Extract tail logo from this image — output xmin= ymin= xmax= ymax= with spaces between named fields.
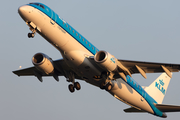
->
xmin=155 ymin=79 xmax=165 ymax=95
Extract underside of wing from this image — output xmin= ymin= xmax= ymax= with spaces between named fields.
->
xmin=119 ymin=59 xmax=180 ymax=77
xmin=13 ymin=59 xmax=82 ymax=81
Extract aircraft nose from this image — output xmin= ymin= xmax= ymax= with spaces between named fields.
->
xmin=18 ymin=6 xmax=27 ymax=16
xmin=18 ymin=5 xmax=32 ymax=21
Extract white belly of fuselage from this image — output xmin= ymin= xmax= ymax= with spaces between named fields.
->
xmin=111 ymin=79 xmax=154 ymax=114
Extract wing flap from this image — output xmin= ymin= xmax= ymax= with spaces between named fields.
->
xmin=155 ymin=104 xmax=180 ymax=112
xmin=119 ymin=59 xmax=180 ymax=74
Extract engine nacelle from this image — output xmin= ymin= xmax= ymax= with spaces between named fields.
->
xmin=32 ymin=53 xmax=54 ymax=75
xmin=94 ymin=51 xmax=117 ymax=72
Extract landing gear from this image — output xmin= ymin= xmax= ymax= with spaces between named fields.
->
xmin=100 ymin=81 xmax=113 ymax=91
xmin=99 ymin=72 xmax=113 ymax=91
xmin=74 ymin=82 xmax=81 ymax=90
xmin=28 ymin=33 xmax=35 ymax=38
xmin=27 ymin=22 xmax=37 ymax=38
xmin=68 ymin=82 xmax=81 ymax=93
xmin=68 ymin=84 xmax=75 ymax=93
xmin=100 ymin=82 xmax=105 ymax=89
xmin=67 ymin=71 xmax=81 ymax=93
xmin=105 ymin=82 xmax=112 ymax=91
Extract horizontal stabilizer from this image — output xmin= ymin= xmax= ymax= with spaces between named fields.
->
xmin=124 ymin=107 xmax=145 ymax=113
xmin=155 ymin=104 xmax=180 ymax=112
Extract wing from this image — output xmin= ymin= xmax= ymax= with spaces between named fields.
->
xmin=120 ymin=59 xmax=180 ymax=73
xmin=119 ymin=59 xmax=180 ymax=78
xmin=13 ymin=59 xmax=82 ymax=81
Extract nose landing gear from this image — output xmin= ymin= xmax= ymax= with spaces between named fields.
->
xmin=28 ymin=27 xmax=36 ymax=38
xmin=27 ymin=22 xmax=37 ymax=38
xmin=28 ymin=32 xmax=35 ymax=38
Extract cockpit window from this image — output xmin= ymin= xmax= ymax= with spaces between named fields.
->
xmin=40 ymin=4 xmax=45 ymax=9
xmin=30 ymin=3 xmax=39 ymax=6
xmin=29 ymin=3 xmax=45 ymax=9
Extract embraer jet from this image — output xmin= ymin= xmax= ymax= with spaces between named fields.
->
xmin=13 ymin=3 xmax=180 ymax=118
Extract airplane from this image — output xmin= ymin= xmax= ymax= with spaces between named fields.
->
xmin=13 ymin=2 xmax=180 ymax=118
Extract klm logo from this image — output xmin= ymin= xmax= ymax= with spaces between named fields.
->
xmin=110 ymin=57 xmax=115 ymax=63
xmin=155 ymin=79 xmax=165 ymax=95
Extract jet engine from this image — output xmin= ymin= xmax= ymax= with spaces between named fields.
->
xmin=32 ymin=53 xmax=54 ymax=75
xmin=94 ymin=51 xmax=118 ymax=72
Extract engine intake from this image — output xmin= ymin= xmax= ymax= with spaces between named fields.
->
xmin=94 ymin=51 xmax=117 ymax=72
xmin=94 ymin=51 xmax=107 ymax=62
xmin=32 ymin=53 xmax=54 ymax=75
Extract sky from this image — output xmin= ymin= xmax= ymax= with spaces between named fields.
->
xmin=1 ymin=0 xmax=180 ymax=120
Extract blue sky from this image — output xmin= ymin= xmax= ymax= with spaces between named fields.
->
xmin=1 ymin=0 xmax=180 ymax=119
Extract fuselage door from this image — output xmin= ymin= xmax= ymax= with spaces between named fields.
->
xmin=141 ymin=90 xmax=146 ymax=102
xmin=50 ymin=9 xmax=56 ymax=25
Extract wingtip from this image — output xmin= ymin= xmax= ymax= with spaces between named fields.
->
xmin=12 ymin=70 xmax=19 ymax=76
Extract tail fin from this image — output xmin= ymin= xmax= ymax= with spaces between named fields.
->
xmin=144 ymin=72 xmax=172 ymax=104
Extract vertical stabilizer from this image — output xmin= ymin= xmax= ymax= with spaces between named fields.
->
xmin=145 ymin=73 xmax=172 ymax=104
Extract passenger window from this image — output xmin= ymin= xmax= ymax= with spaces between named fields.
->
xmin=66 ymin=24 xmax=68 ymax=28
xmin=73 ymin=30 xmax=74 ymax=33
xmin=86 ymin=41 xmax=87 ymax=44
xmin=69 ymin=27 xmax=71 ymax=30
xmin=92 ymin=47 xmax=94 ymax=50
xmin=82 ymin=38 xmax=84 ymax=41
xmin=76 ymin=33 xmax=78 ymax=36
xmin=89 ymin=44 xmax=91 ymax=47
xmin=79 ymin=36 xmax=81 ymax=39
